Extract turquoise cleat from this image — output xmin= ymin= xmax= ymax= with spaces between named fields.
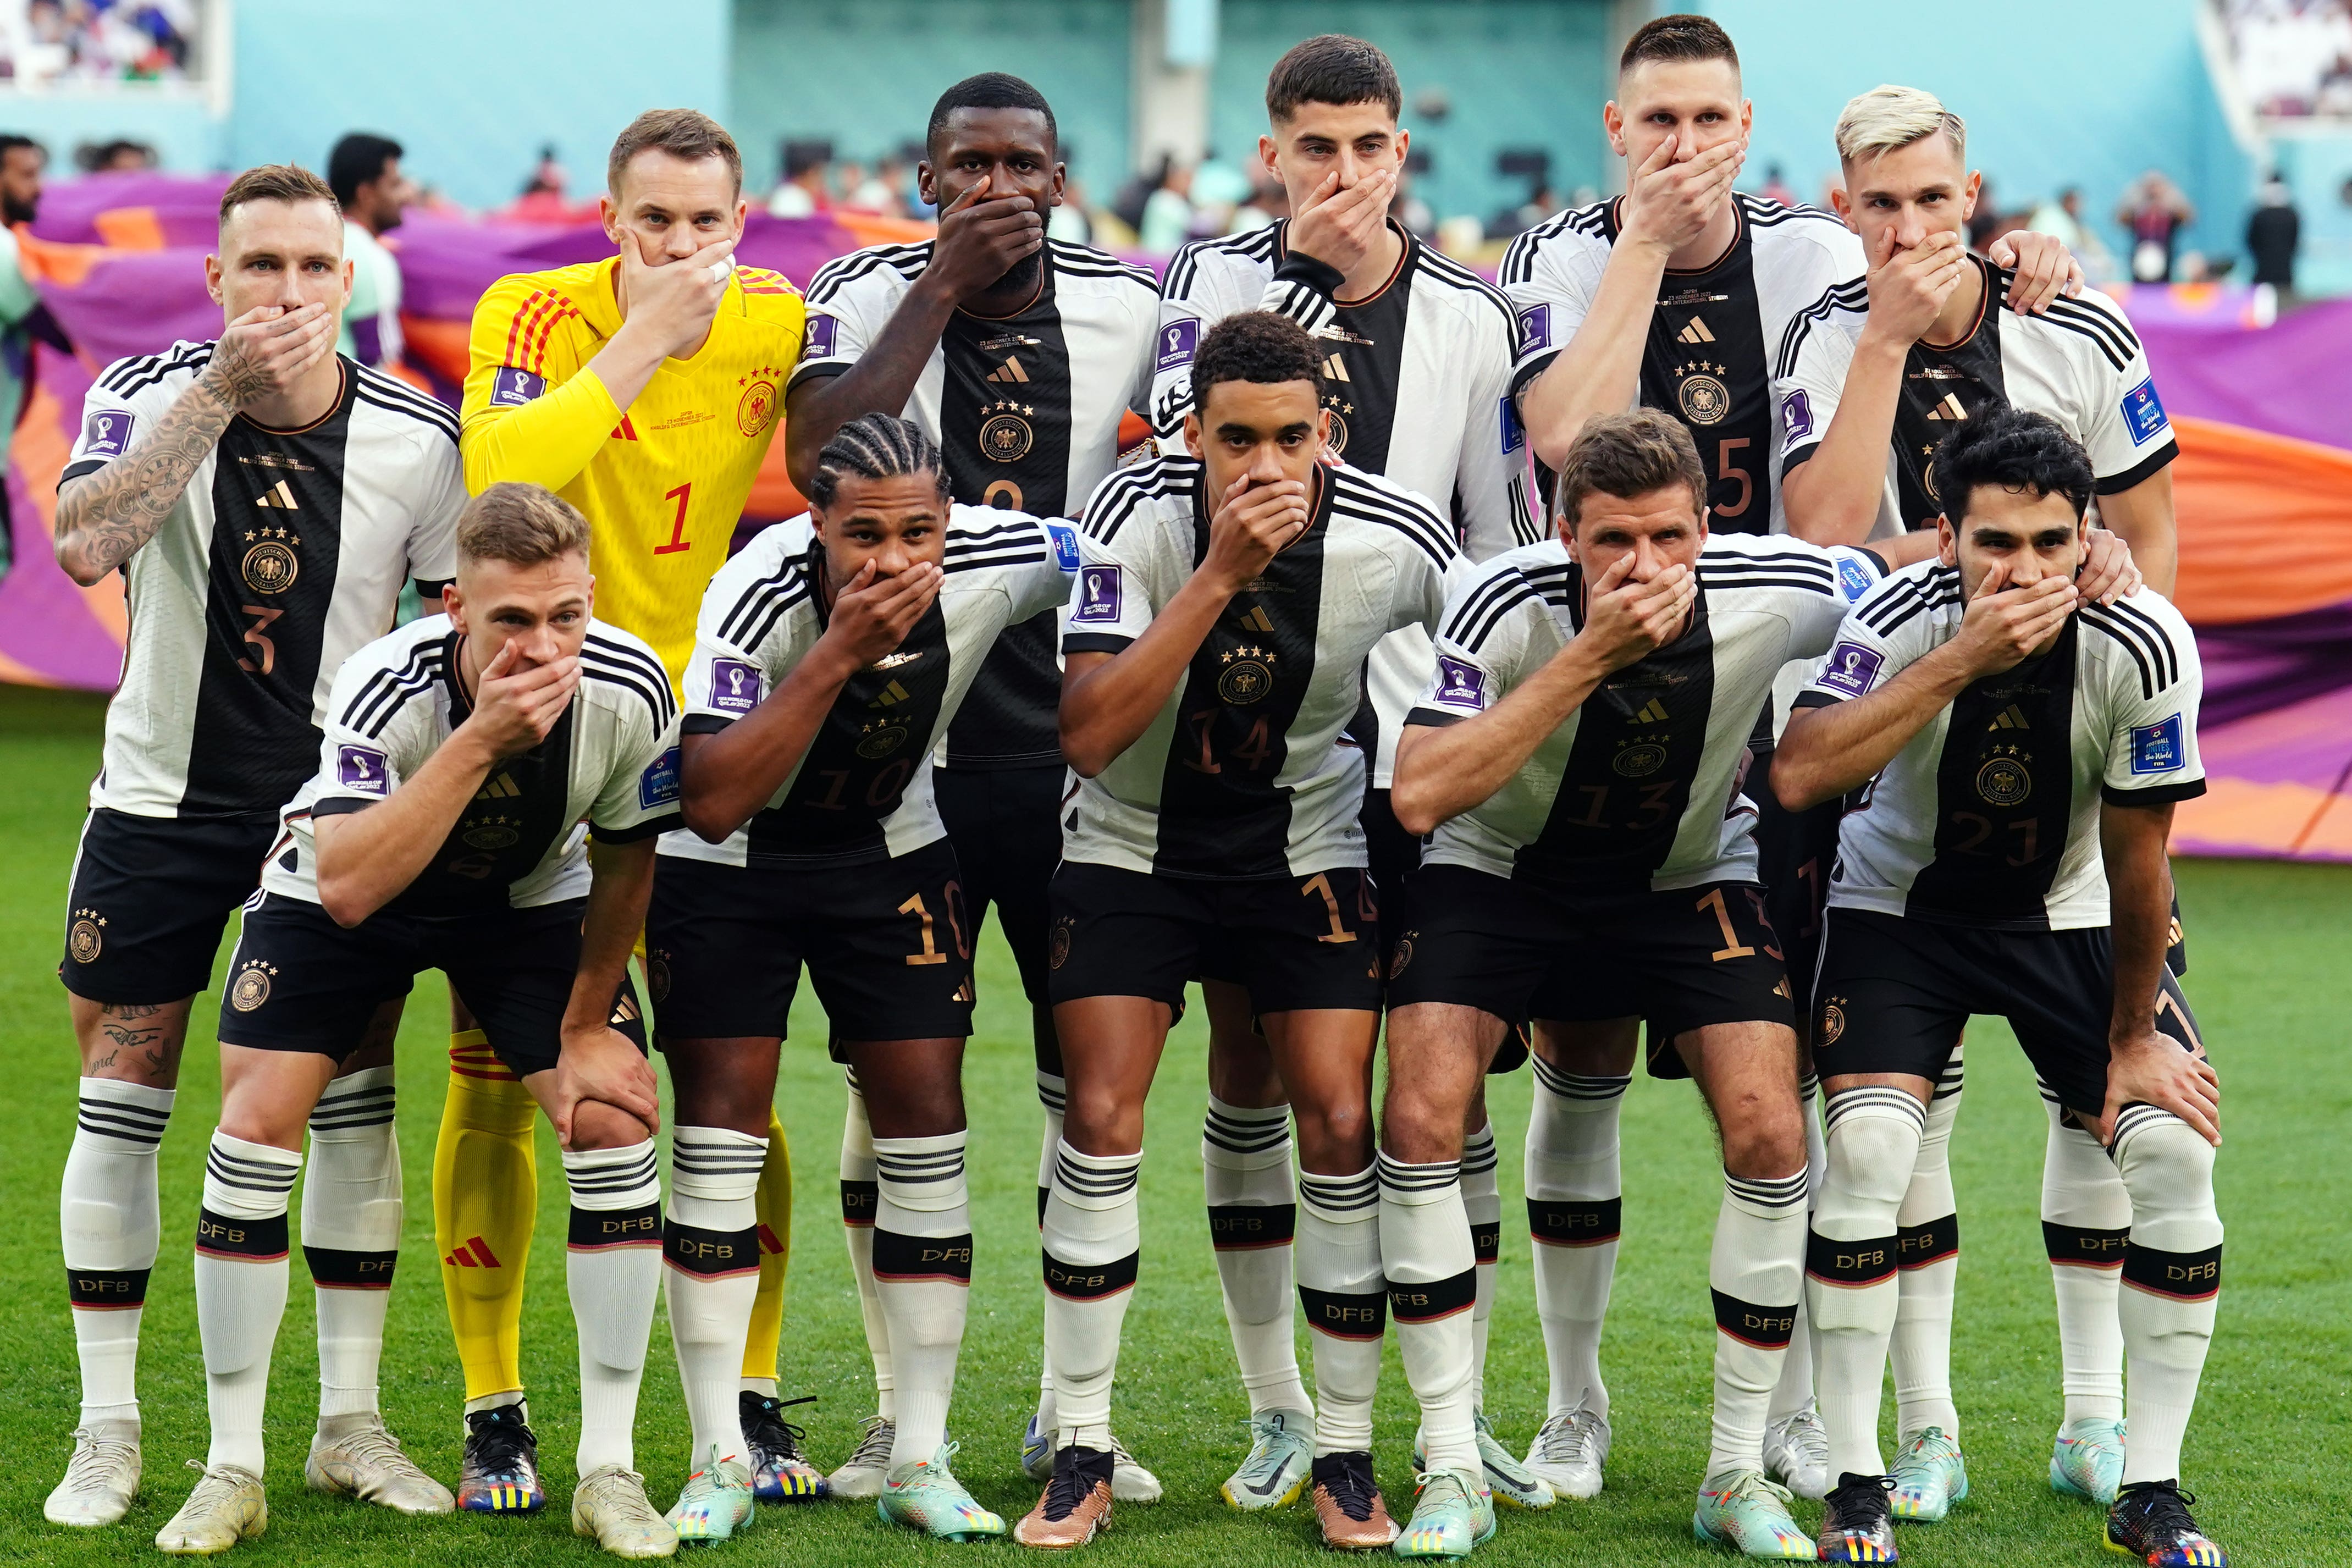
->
xmin=666 ymin=1450 xmax=754 ymax=1545
xmin=1693 ymin=1470 xmax=1818 ymax=1559
xmin=1393 ymin=1468 xmax=1496 ymax=1560
xmin=1887 ymin=1428 xmax=1968 ymax=1522
xmin=877 ymin=1443 xmax=1004 ymax=1542
xmin=2052 ymin=1417 xmax=2127 ymax=1506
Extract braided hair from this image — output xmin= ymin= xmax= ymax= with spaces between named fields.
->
xmin=805 ymin=412 xmax=950 ymax=511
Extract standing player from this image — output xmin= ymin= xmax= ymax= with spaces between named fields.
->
xmin=1380 ymin=411 xmax=1908 ymax=1559
xmin=1497 ymin=15 xmax=2079 ymax=1499
xmin=1774 ymin=410 xmax=2225 ymax=1568
xmin=327 ymin=133 xmax=411 ymax=371
xmin=155 ymin=486 xmax=686 ymax=1558
xmin=649 ymin=415 xmax=1078 ymax=1543
xmin=1773 ymin=85 xmax=2180 ymax=1519
xmin=1149 ymin=34 xmax=1536 ymax=1511
xmin=780 ymin=73 xmax=1162 ymax=1502
xmin=1018 ymin=313 xmax=1459 ymax=1552
xmin=453 ymin=108 xmax=813 ymax=1512
xmin=44 ymin=164 xmax=462 ymax=1530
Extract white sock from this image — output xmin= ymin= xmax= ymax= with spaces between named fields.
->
xmin=664 ymin=1126 xmax=766 ymax=1467
xmin=1769 ymin=1071 xmax=1825 ymax=1425
xmin=2112 ymin=1107 xmax=2222 ymax=1484
xmin=840 ymin=1074 xmax=893 ymax=1422
xmin=1709 ymin=1163 xmax=1811 ymax=1482
xmin=63 ymin=1078 xmax=173 ymax=1428
xmin=1205 ymin=1096 xmax=1311 ymax=1418
xmin=1295 ymin=1164 xmax=1381 ymax=1455
xmin=196 ymin=1130 xmax=301 ymax=1475
xmin=301 ymin=1067 xmax=400 ymax=1422
xmin=2040 ymin=1084 xmax=2130 ymax=1425
xmin=1040 ymin=1141 xmax=1140 ymax=1451
xmin=1034 ymin=1071 xmax=1064 ymax=1434
xmin=1892 ymin=1057 xmax=1962 ymax=1442
xmin=564 ymin=1141 xmax=661 ymax=1473
xmin=873 ymin=1131 xmax=973 ymax=1469
xmin=1379 ymin=1152 xmax=1478 ymax=1475
xmin=1461 ymin=1120 xmax=1501 ymax=1414
xmin=1806 ymin=1090 xmax=1923 ymax=1481
xmin=1525 ymin=1060 xmax=1624 ymax=1419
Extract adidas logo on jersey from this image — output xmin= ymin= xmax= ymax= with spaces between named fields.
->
xmin=255 ymin=479 xmax=299 ymax=510
xmin=869 ymin=679 xmax=913 ymax=708
xmin=475 ymin=771 xmax=521 ymax=800
xmin=1989 ymin=704 xmax=2030 ymax=730
xmin=1323 ymin=354 xmax=1350 ymax=382
xmin=1239 ymin=605 xmax=1275 ymax=633
xmin=1676 ymin=318 xmax=1715 ymax=344
xmin=444 ymin=1235 xmax=504 ymax=1269
xmin=985 ymin=356 xmax=1030 ymax=383
xmin=1925 ymin=393 xmax=1969 ymax=422
xmin=1633 ymin=698 xmax=1669 ymax=724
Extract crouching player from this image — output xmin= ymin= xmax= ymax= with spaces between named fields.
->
xmin=1773 ymin=408 xmax=2224 ymax=1567
xmin=158 ymin=484 xmax=686 ymax=1560
xmin=648 ymin=413 xmax=1078 ymax=1543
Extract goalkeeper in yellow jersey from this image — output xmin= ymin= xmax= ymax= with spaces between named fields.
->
xmin=446 ymin=108 xmax=815 ymax=1522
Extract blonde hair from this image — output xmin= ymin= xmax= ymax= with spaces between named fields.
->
xmin=219 ymin=163 xmax=339 ymax=225
xmin=608 ymin=108 xmax=742 ymax=198
xmin=457 ymin=483 xmax=591 ymax=568
xmin=1834 ymin=85 xmax=1966 ymax=166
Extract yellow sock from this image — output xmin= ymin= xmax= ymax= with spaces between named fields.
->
xmin=741 ymin=1103 xmax=792 ymax=1387
xmin=434 ymin=1030 xmax=539 ymax=1404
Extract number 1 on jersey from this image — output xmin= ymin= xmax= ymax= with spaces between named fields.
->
xmin=655 ymin=483 xmax=692 ymax=555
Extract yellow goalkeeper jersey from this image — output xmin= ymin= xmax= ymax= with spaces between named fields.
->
xmin=459 ymin=256 xmax=805 ymax=687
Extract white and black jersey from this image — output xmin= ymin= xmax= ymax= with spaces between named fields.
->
xmin=662 ymin=505 xmax=1079 ymax=870
xmin=1411 ymin=534 xmax=1885 ymax=890
xmin=63 ymin=347 xmax=464 ymax=820
xmin=1798 ymin=565 xmax=2205 ymax=929
xmin=790 ymin=240 xmax=1158 ymax=769
xmin=261 ymin=614 xmax=681 ymax=911
xmin=1061 ymin=455 xmax=1460 ymax=880
xmin=1775 ymin=257 xmax=2179 ymax=529
xmin=1503 ymin=194 xmax=1867 ymax=535
xmin=1153 ymin=219 xmax=1534 ymax=786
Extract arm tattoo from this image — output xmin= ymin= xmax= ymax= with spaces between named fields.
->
xmin=54 ymin=374 xmax=236 ymax=578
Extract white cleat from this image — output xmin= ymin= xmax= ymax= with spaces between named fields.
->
xmin=1762 ymin=1403 xmax=1831 ymax=1503
xmin=305 ymin=1413 xmax=455 ymax=1515
xmin=1109 ymin=1432 xmax=1162 ymax=1505
xmin=573 ymin=1465 xmax=679 ymax=1558
xmin=825 ymin=1416 xmax=895 ymax=1502
xmin=45 ymin=1421 xmax=141 ymax=1527
xmin=1523 ymin=1404 xmax=1611 ymax=1500
xmin=156 ymin=1461 xmax=267 ymax=1555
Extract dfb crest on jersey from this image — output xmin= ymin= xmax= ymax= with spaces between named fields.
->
xmin=1675 ymin=360 xmax=1730 ymax=426
xmin=1975 ymin=748 xmax=2033 ymax=806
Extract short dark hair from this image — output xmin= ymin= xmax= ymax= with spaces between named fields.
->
xmin=327 ymin=134 xmax=402 ymax=209
xmin=807 ymin=413 xmax=949 ymax=512
xmin=1266 ymin=34 xmax=1400 ymax=123
xmin=0 ymin=134 xmax=43 ymax=163
xmin=607 ymin=109 xmax=742 ymax=198
xmin=219 ymin=164 xmax=339 ymax=225
xmin=1934 ymin=407 xmax=2095 ymax=526
xmin=1553 ymin=410 xmax=1709 ymax=531
xmin=1619 ymin=13 xmax=1739 ymax=76
xmin=1189 ymin=312 xmax=1322 ymax=413
xmin=926 ymin=73 xmax=1057 ymax=159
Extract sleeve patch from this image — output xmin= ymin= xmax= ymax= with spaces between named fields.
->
xmin=1433 ymin=655 xmax=1488 ymax=709
xmin=638 ymin=746 xmax=682 ymax=807
xmin=1836 ymin=554 xmax=1875 ymax=602
xmin=2122 ymin=378 xmax=2166 ymax=445
xmin=1073 ymin=564 xmax=1123 ymax=622
xmin=1155 ymin=317 xmax=1198 ymax=372
xmin=1817 ymin=642 xmax=1885 ymax=698
xmin=336 ymin=744 xmax=389 ymax=794
xmin=489 ymin=366 xmax=546 ymax=407
xmin=2129 ymin=714 xmax=2185 ymax=775
xmin=1516 ymin=303 xmax=1552 ymax=352
xmin=1500 ymin=396 xmax=1525 ymax=455
xmin=801 ymin=313 xmax=839 ymax=359
xmin=1781 ymin=388 xmax=1814 ymax=441
xmin=709 ymin=659 xmax=763 ymax=713
xmin=81 ymin=408 xmax=135 ymax=459
xmin=1045 ymin=521 xmax=1082 ymax=572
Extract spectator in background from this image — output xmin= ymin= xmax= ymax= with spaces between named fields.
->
xmin=1137 ymin=159 xmax=1193 ymax=252
xmin=74 ymin=137 xmax=156 ymax=173
xmin=1966 ymin=173 xmax=2003 ymax=251
xmin=1048 ymin=176 xmax=1094 ymax=242
xmin=1230 ymin=170 xmax=1288 ymax=234
xmin=1108 ymin=154 xmax=1167 ymax=235
xmin=2120 ymin=170 xmax=2195 ymax=281
xmin=2029 ymin=185 xmax=2115 ymax=280
xmin=766 ymin=139 xmax=833 ymax=217
xmin=0 ymin=132 xmax=47 ymax=582
xmin=1759 ymin=161 xmax=1797 ymax=207
xmin=522 ymin=143 xmax=565 ymax=196
xmin=328 ymin=132 xmax=413 ymax=370
xmin=842 ymin=156 xmax=907 ymax=217
xmin=2248 ymin=170 xmax=2300 ymax=319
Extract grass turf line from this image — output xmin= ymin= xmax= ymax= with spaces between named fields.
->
xmin=0 ymin=684 xmax=2340 ymax=1564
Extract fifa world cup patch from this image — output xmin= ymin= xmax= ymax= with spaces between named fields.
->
xmin=639 ymin=746 xmax=681 ymax=808
xmin=1517 ymin=302 xmax=1552 ymax=352
xmin=2121 ymin=378 xmax=2167 ymax=445
xmin=489 ymin=366 xmax=546 ymax=407
xmin=1781 ymin=387 xmax=1814 ymax=442
xmin=1817 ymin=642 xmax=1884 ymax=698
xmin=82 ymin=408 xmax=136 ymax=459
xmin=1073 ymin=565 xmax=1123 ymax=622
xmin=1045 ymin=521 xmax=1082 ymax=572
xmin=2129 ymin=714 xmax=2185 ymax=774
xmin=1433 ymin=654 xmax=1487 ymax=709
xmin=709 ymin=659 xmax=762 ymax=713
xmin=800 ymin=313 xmax=839 ymax=360
xmin=337 ymin=744 xmax=390 ymax=794
xmin=1155 ymin=317 xmax=1198 ymax=372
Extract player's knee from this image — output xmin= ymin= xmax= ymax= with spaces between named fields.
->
xmin=2111 ymin=1109 xmax=2218 ymax=1226
xmin=1060 ymin=1083 xmax=1142 ymax=1155
xmin=1291 ymin=1094 xmax=1372 ymax=1170
xmin=1820 ymin=1095 xmax=1925 ymax=1212
xmin=1715 ymin=1084 xmax=1808 ymax=1181
xmin=568 ymin=1098 xmax=655 ymax=1151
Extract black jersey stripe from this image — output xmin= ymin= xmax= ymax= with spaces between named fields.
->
xmin=1863 ymin=582 xmax=1965 ymax=638
xmin=943 ymin=545 xmax=1049 ymax=576
xmin=581 ymin=653 xmax=673 ymax=728
xmin=943 ymin=517 xmax=1048 ymax=553
xmin=1742 ymin=195 xmax=1847 ymax=230
xmin=1446 ymin=571 xmax=1541 ymax=653
xmin=1499 ymin=202 xmax=1608 ymax=286
xmin=355 ymin=363 xmax=460 ymax=424
xmin=2081 ymin=601 xmax=2180 ymax=698
xmin=1048 ymin=241 xmax=1158 ymax=290
xmin=352 ymin=381 xmax=460 ymax=443
xmin=1330 ymin=477 xmax=1454 ymax=568
xmin=1416 ymin=247 xmax=1519 ymax=330
xmin=1700 ymin=572 xmax=1844 ymax=597
xmin=716 ymin=552 xmax=811 ymax=649
xmin=1775 ymin=277 xmax=1869 ymax=380
xmin=583 ymin=633 xmax=676 ymax=723
xmin=1164 ymin=226 xmax=1281 ymax=297
xmin=100 ymin=344 xmax=214 ymax=399
xmin=2100 ymin=599 xmax=2179 ymax=687
xmin=804 ymin=245 xmax=931 ymax=306
xmin=2038 ymin=302 xmax=2138 ymax=371
xmin=345 ymin=645 xmax=447 ymax=739
xmin=1083 ymin=462 xmax=1194 ymax=544
xmin=2080 ymin=608 xmax=2157 ymax=698
xmin=2046 ymin=293 xmax=2143 ymax=356
xmin=1704 ymin=547 xmax=1842 ymax=572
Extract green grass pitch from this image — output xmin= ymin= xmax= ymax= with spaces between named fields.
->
xmin=0 ymin=682 xmax=2342 ymax=1565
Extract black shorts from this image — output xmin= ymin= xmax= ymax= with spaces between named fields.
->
xmin=647 ymin=838 xmax=975 ymax=1045
xmin=1047 ymin=860 xmax=1383 ymax=1014
xmin=62 ymin=808 xmax=277 ymax=1004
xmin=218 ymin=892 xmax=644 ymax=1076
xmin=1750 ymin=761 xmax=1844 ymax=1022
xmin=1390 ymin=865 xmax=1795 ymax=1074
xmin=1810 ymin=908 xmax=2205 ymax=1121
xmin=933 ymin=763 xmax=1065 ymax=1007
xmin=1361 ymin=788 xmax=1423 ymax=978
